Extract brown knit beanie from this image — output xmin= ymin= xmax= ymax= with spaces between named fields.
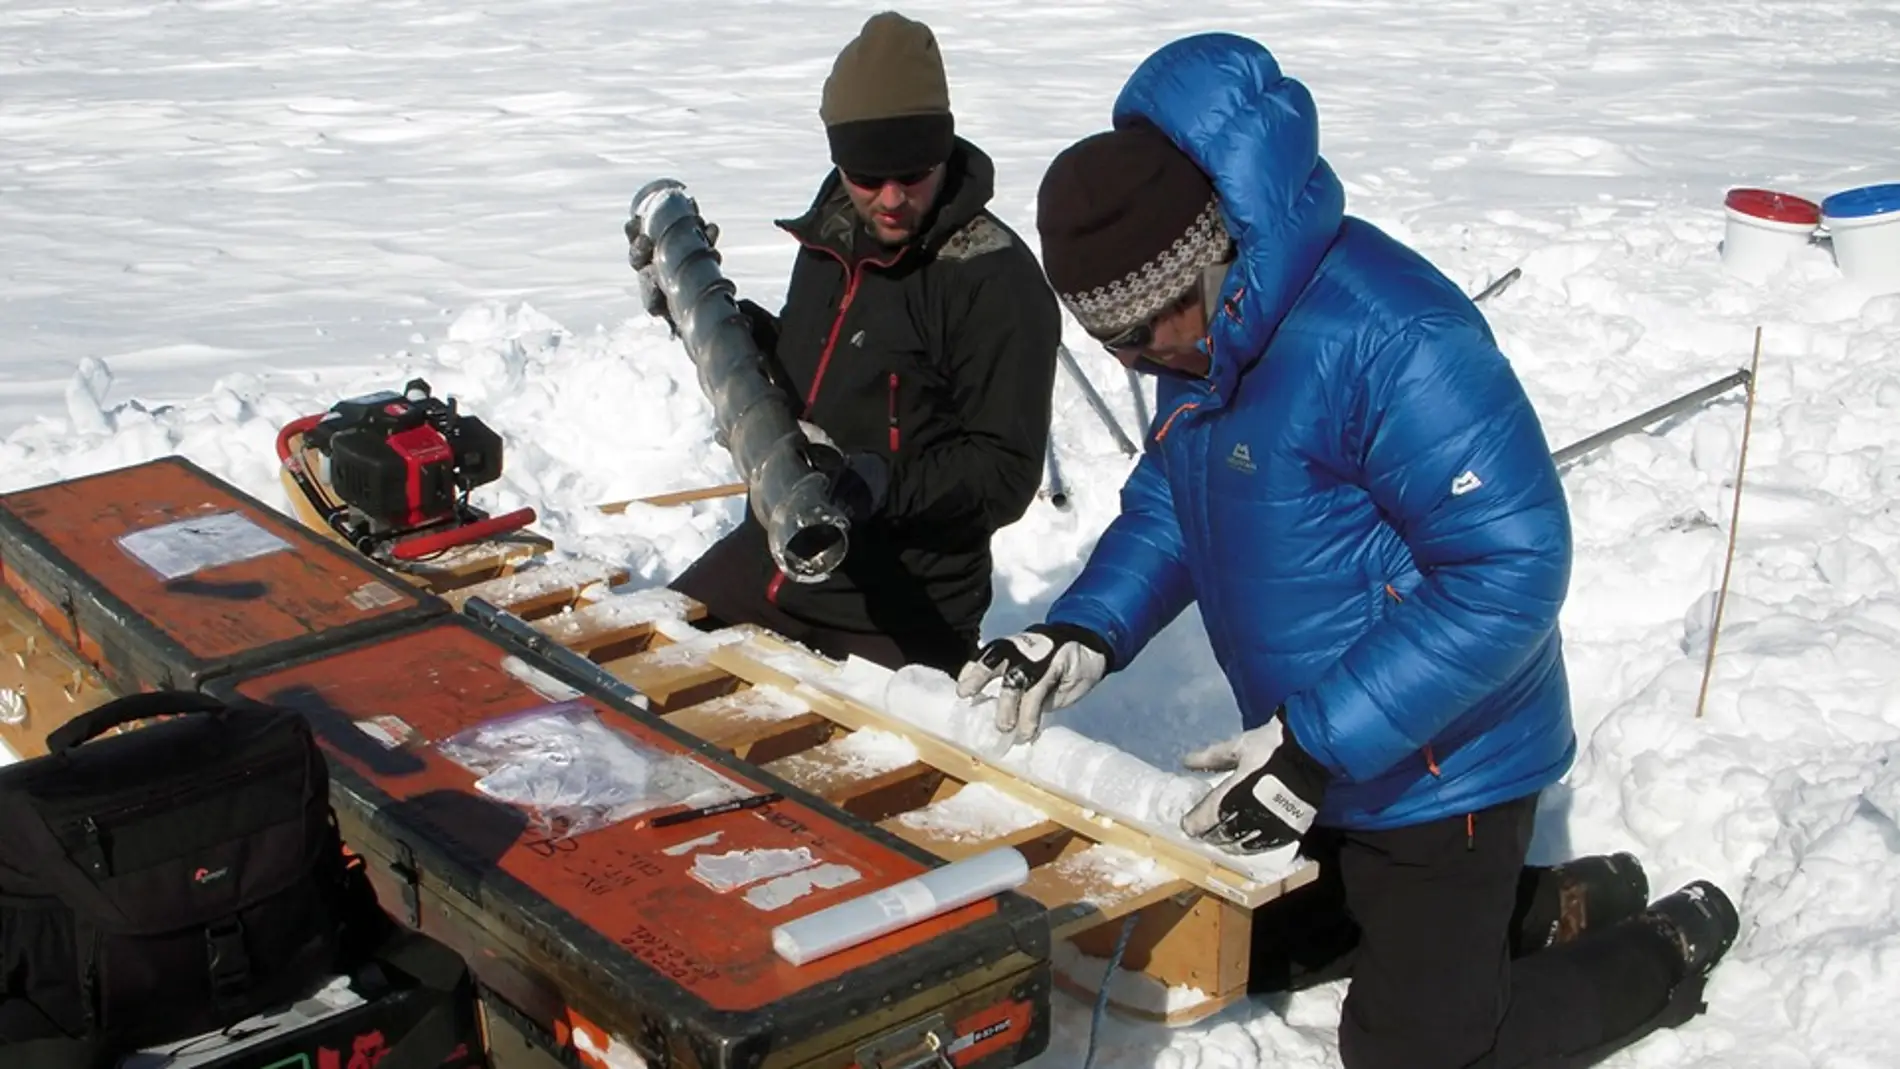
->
xmin=820 ymin=12 xmax=956 ymax=179
xmin=1036 ymin=123 xmax=1234 ymax=338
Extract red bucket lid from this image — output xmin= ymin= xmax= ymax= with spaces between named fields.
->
xmin=1725 ymin=188 xmax=1821 ymax=225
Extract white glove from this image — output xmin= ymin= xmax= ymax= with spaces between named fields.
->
xmin=1179 ymin=708 xmax=1331 ymax=855
xmin=955 ymin=624 xmax=1110 ymax=745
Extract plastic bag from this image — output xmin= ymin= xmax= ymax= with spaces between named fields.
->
xmin=437 ymin=701 xmax=744 ymax=840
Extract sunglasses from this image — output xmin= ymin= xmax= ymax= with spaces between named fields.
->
xmin=841 ymin=167 xmax=938 ymax=190
xmin=1101 ymin=282 xmax=1205 ymax=357
xmin=1101 ymin=321 xmax=1156 ymax=357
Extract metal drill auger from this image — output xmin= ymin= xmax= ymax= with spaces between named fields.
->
xmin=626 ymin=179 xmax=850 ymax=584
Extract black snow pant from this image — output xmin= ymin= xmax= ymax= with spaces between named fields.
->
xmin=1249 ymin=794 xmax=1688 ymax=1069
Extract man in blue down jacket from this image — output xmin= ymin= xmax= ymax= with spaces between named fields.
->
xmin=956 ymin=33 xmax=1742 ymax=1069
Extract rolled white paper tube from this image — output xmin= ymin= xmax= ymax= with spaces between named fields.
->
xmin=771 ymin=846 xmax=1030 ymax=966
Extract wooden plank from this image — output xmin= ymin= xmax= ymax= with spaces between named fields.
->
xmin=881 ymin=814 xmax=1072 ymax=864
xmin=661 ymin=687 xmax=834 ymax=763
xmin=441 ymin=559 xmax=630 ymax=617
xmin=530 ymin=589 xmax=706 ymax=660
xmin=395 ymin=532 xmax=554 ymax=591
xmin=759 ymin=733 xmax=921 ymax=799
xmin=601 ymin=624 xmax=763 ymax=711
xmin=1070 ymin=891 xmax=1257 ymax=1002
xmin=607 ymin=653 xmax=735 ymax=712
xmin=832 ymin=765 xmax=953 ymax=825
xmin=753 ymin=725 xmax=963 ymax=822
xmin=1049 ymin=973 xmax=1246 ymax=1028
xmin=772 ymin=758 xmax=946 ymax=824
xmin=598 ymin=482 xmax=747 ymax=513
xmin=1017 ymin=841 xmax=1196 ymax=937
xmin=709 ymin=637 xmax=1304 ymax=910
xmin=879 ymin=781 xmax=1070 ymax=863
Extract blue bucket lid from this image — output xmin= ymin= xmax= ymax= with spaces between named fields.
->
xmin=1822 ymin=183 xmax=1900 ymax=220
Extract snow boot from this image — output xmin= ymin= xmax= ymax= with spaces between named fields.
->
xmin=1512 ymin=851 xmax=1651 ymax=956
xmin=1643 ymin=879 xmax=1741 ymax=984
xmin=1539 ymin=881 xmax=1740 ymax=1068
xmin=1541 ymin=972 xmax=1713 ymax=1069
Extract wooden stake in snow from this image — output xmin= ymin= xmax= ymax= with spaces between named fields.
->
xmin=598 ymin=481 xmax=748 ymax=513
xmin=1695 ymin=326 xmax=1764 ymax=721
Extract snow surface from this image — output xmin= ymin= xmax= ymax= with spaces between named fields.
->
xmin=5 ymin=1 xmax=1900 ymax=1065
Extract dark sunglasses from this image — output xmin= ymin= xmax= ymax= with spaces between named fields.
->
xmin=1100 ymin=282 xmax=1206 ymax=357
xmin=841 ymin=167 xmax=937 ymax=190
xmin=1101 ymin=321 xmax=1155 ymax=357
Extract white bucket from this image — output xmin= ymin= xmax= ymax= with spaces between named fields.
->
xmin=1822 ymin=183 xmax=1900 ymax=296
xmin=1721 ymin=188 xmax=1820 ymax=280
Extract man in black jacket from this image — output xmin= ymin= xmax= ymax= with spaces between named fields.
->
xmin=667 ymin=12 xmax=1061 ymax=673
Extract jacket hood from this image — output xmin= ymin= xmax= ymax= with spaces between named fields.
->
xmin=1112 ymin=33 xmax=1346 ymax=403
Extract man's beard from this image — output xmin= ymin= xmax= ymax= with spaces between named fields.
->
xmin=858 ymin=203 xmax=924 ymax=247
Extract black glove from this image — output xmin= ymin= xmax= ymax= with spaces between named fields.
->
xmin=735 ymin=298 xmax=784 ymax=376
xmin=1179 ymin=707 xmax=1330 ymax=854
xmin=805 ymin=440 xmax=889 ymax=525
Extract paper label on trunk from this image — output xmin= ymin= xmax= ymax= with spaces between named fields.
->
xmin=115 ymin=511 xmax=292 ymax=580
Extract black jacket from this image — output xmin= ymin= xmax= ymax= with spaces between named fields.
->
xmin=673 ymin=140 xmax=1060 ymax=647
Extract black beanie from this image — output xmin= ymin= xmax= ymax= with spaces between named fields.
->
xmin=821 ymin=12 xmax=956 ymax=178
xmin=1036 ymin=123 xmax=1233 ymax=338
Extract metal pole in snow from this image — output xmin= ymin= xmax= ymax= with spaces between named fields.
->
xmin=1552 ymin=369 xmax=1753 ymax=468
xmin=1041 ymin=438 xmax=1071 ymax=511
xmin=1456 ymin=264 xmax=1751 ymax=468
xmin=1056 ymin=344 xmax=1140 ymax=458
xmin=1472 ymin=266 xmax=1523 ymax=305
xmin=1126 ymin=365 xmax=1152 ymax=433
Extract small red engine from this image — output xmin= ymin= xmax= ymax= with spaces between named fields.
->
xmin=277 ymin=379 xmax=534 ymax=562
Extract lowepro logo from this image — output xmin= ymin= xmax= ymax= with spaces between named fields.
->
xmin=192 ymin=866 xmax=230 ymax=885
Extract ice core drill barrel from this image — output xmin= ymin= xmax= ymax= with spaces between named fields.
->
xmin=627 ymin=179 xmax=849 ymax=583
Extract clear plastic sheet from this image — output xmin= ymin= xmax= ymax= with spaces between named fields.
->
xmin=437 ymin=701 xmax=744 ymax=840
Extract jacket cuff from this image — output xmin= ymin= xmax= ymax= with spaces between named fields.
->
xmin=1029 ymin=621 xmax=1118 ymax=673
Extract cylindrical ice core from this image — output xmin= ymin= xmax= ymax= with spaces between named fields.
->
xmin=771 ymin=847 xmax=1030 ymax=966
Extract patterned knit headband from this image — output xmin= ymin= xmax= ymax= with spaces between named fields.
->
xmin=1056 ymin=199 xmax=1234 ymax=339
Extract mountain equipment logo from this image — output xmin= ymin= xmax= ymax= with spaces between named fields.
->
xmin=1227 ymin=442 xmax=1256 ymax=475
xmin=1451 ymin=470 xmax=1483 ymax=496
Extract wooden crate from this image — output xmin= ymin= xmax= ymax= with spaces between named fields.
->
xmin=382 ymin=539 xmax=1312 ymax=1026
xmin=5 ymin=450 xmax=1318 ymax=1028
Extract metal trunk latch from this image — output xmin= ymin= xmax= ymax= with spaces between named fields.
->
xmin=855 ymin=1014 xmax=955 ymax=1069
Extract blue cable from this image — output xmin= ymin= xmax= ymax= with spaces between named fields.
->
xmin=1081 ymin=914 xmax=1141 ymax=1069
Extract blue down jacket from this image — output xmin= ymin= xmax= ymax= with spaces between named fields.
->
xmin=1047 ymin=34 xmax=1576 ymax=831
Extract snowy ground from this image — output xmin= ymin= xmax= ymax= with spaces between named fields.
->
xmin=6 ymin=1 xmax=1900 ymax=1066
